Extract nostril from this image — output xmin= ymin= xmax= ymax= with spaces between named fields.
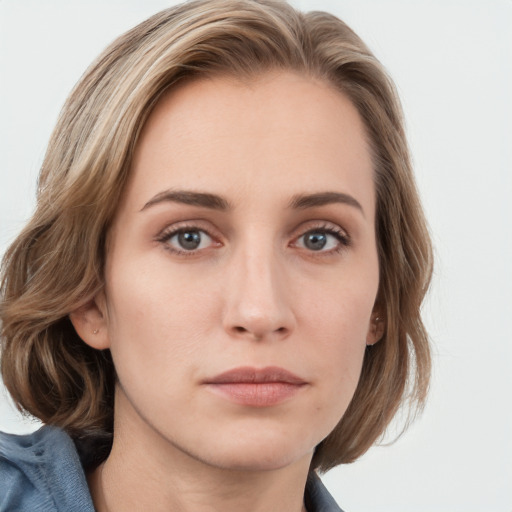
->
xmin=230 ymin=325 xmax=288 ymax=339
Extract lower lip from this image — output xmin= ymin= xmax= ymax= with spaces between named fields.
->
xmin=205 ymin=382 xmax=305 ymax=407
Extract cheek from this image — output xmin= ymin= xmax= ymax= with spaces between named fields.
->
xmin=298 ymin=267 xmax=378 ymax=396
xmin=287 ymin=293 xmax=371 ymax=444
xmin=308 ymin=298 xmax=369 ymax=381
xmin=103 ymin=257 xmax=222 ymax=385
xmin=303 ymin=260 xmax=378 ymax=341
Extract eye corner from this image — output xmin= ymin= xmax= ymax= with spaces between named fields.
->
xmin=291 ymin=223 xmax=351 ymax=256
xmin=155 ymin=223 xmax=222 ymax=256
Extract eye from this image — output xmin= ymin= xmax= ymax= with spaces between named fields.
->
xmin=159 ymin=228 xmax=215 ymax=253
xmin=295 ymin=227 xmax=349 ymax=253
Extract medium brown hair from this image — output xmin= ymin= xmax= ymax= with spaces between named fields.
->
xmin=0 ymin=0 xmax=432 ymax=471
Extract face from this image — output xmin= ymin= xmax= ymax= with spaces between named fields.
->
xmin=76 ymin=71 xmax=380 ymax=472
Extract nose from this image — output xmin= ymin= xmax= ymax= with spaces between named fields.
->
xmin=222 ymin=241 xmax=296 ymax=342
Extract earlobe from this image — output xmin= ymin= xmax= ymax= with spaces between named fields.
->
xmin=69 ymin=294 xmax=110 ymax=350
xmin=366 ymin=312 xmax=385 ymax=346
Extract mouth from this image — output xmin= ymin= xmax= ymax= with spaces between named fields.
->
xmin=203 ymin=366 xmax=308 ymax=407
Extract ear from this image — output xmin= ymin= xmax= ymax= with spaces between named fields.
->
xmin=69 ymin=293 xmax=110 ymax=350
xmin=366 ymin=311 xmax=385 ymax=346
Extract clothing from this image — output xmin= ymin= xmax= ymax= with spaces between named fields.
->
xmin=0 ymin=426 xmax=344 ymax=511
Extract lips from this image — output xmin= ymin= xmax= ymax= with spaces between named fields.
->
xmin=203 ymin=366 xmax=308 ymax=407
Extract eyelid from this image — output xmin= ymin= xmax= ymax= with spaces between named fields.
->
xmin=290 ymin=221 xmax=351 ymax=253
xmin=155 ymin=220 xmax=223 ymax=255
xmin=154 ymin=219 xmax=350 ymax=257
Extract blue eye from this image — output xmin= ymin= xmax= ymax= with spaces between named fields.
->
xmin=297 ymin=229 xmax=348 ymax=252
xmin=166 ymin=229 xmax=213 ymax=251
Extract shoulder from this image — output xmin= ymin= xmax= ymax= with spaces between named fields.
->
xmin=305 ymin=471 xmax=346 ymax=512
xmin=0 ymin=425 xmax=95 ymax=512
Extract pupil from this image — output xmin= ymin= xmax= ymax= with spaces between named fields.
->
xmin=305 ymin=232 xmax=327 ymax=250
xmin=178 ymin=231 xmax=201 ymax=250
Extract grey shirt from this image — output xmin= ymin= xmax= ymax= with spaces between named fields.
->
xmin=0 ymin=426 xmax=343 ymax=511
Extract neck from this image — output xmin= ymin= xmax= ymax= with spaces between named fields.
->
xmin=88 ymin=390 xmax=312 ymax=512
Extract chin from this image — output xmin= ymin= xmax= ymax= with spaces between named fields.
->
xmin=204 ymin=448 xmax=312 ymax=473
xmin=186 ymin=430 xmax=316 ymax=472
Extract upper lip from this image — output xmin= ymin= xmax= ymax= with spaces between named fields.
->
xmin=204 ymin=366 xmax=307 ymax=385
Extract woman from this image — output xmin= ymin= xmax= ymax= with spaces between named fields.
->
xmin=0 ymin=1 xmax=432 ymax=511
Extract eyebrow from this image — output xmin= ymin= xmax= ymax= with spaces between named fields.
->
xmin=288 ymin=191 xmax=365 ymax=217
xmin=141 ymin=189 xmax=364 ymax=216
xmin=141 ymin=190 xmax=231 ymax=211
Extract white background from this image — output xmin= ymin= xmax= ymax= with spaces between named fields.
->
xmin=1 ymin=1 xmax=511 ymax=511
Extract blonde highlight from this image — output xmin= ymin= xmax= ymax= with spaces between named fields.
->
xmin=1 ymin=0 xmax=432 ymax=471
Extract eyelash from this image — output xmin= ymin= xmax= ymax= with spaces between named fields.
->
xmin=155 ymin=222 xmax=219 ymax=257
xmin=294 ymin=224 xmax=351 ymax=256
xmin=155 ymin=222 xmax=351 ymax=257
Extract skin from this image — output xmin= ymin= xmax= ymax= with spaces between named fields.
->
xmin=71 ymin=71 xmax=382 ymax=512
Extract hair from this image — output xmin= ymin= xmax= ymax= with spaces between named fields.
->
xmin=0 ymin=0 xmax=432 ymax=472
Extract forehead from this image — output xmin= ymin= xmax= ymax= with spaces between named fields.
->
xmin=125 ymin=71 xmax=374 ymax=215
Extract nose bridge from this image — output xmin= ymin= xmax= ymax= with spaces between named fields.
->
xmin=223 ymin=229 xmax=294 ymax=339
